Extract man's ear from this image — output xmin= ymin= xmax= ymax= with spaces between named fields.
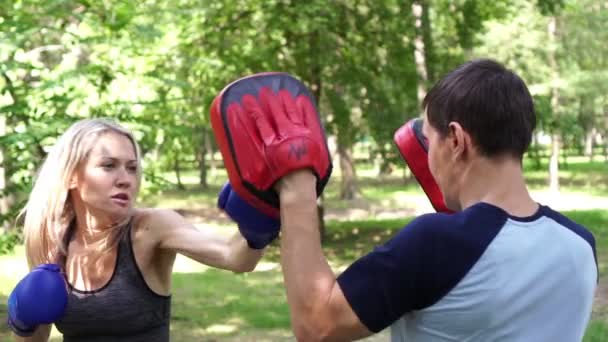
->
xmin=447 ymin=122 xmax=469 ymax=158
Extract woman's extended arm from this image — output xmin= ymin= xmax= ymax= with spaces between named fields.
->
xmin=150 ymin=208 xmax=265 ymax=273
xmin=14 ymin=324 xmax=51 ymax=342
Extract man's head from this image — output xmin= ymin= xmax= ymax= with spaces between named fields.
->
xmin=421 ymin=59 xmax=536 ymax=210
xmin=423 ymin=58 xmax=536 ymax=159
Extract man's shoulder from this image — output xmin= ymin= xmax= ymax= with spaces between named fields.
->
xmin=398 ymin=213 xmax=461 ymax=243
xmin=538 ymin=205 xmax=596 ymax=249
xmin=400 ymin=203 xmax=509 ymax=241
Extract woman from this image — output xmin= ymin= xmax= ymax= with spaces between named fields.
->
xmin=9 ymin=118 xmax=275 ymax=341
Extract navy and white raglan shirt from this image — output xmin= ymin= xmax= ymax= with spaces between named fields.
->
xmin=337 ymin=202 xmax=598 ymax=342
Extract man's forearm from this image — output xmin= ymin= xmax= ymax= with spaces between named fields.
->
xmin=278 ymin=172 xmax=337 ymax=338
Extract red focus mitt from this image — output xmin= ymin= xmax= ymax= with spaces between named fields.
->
xmin=394 ymin=118 xmax=453 ymax=213
xmin=210 ymin=72 xmax=332 ymax=218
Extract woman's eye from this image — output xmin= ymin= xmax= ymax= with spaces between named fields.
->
xmin=127 ymin=166 xmax=137 ymax=172
xmin=102 ymin=164 xmax=114 ymax=169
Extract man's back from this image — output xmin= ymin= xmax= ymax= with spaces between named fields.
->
xmin=390 ymin=203 xmax=597 ymax=342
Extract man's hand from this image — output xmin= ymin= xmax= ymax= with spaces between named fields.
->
xmin=274 ymin=170 xmax=317 ymax=206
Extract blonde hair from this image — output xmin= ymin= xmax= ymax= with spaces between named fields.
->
xmin=20 ymin=118 xmax=143 ymax=269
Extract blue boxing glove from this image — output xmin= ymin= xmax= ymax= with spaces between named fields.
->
xmin=218 ymin=182 xmax=280 ymax=249
xmin=7 ymin=264 xmax=68 ymax=336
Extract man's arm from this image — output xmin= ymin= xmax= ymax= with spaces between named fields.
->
xmin=276 ymin=170 xmax=372 ymax=341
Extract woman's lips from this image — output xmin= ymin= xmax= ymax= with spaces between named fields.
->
xmin=111 ymin=193 xmax=130 ymax=206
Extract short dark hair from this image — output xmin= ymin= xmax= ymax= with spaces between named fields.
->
xmin=422 ymin=58 xmax=536 ymax=159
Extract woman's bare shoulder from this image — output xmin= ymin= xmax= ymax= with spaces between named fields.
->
xmin=131 ymin=208 xmax=186 ymax=234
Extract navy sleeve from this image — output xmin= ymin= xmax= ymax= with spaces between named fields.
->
xmin=337 ymin=208 xmax=506 ymax=332
xmin=540 ymin=206 xmax=598 ymax=280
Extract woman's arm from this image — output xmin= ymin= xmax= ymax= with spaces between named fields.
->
xmin=14 ymin=324 xmax=51 ymax=342
xmin=149 ymin=208 xmax=265 ymax=273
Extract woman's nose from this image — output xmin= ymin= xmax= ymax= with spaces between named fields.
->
xmin=115 ymin=169 xmax=132 ymax=188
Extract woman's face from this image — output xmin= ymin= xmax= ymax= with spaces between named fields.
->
xmin=71 ymin=132 xmax=139 ymax=221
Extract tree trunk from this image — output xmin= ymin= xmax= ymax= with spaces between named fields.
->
xmin=173 ymin=154 xmax=185 ymax=190
xmin=1 ymin=73 xmax=16 ymax=232
xmin=198 ymin=129 xmax=208 ymax=189
xmin=205 ymin=128 xmax=217 ymax=180
xmin=198 ymin=146 xmax=207 ymax=189
xmin=0 ymin=114 xmax=12 ymax=232
xmin=561 ymin=140 xmax=568 ymax=169
xmin=409 ymin=1 xmax=431 ymax=184
xmin=549 ymin=135 xmax=560 ymax=192
xmin=421 ymin=0 xmax=435 ymax=83
xmin=378 ymin=149 xmax=394 ymax=176
xmin=531 ymin=133 xmax=542 ymax=170
xmin=412 ymin=1 xmax=428 ymax=109
xmin=548 ymin=16 xmax=560 ymax=193
xmin=338 ymin=143 xmax=358 ymax=200
xmin=584 ymin=127 xmax=596 ymax=162
xmin=308 ymin=28 xmax=327 ymax=240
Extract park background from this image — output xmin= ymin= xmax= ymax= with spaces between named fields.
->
xmin=0 ymin=0 xmax=607 ymax=341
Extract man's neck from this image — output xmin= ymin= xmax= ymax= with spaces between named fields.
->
xmin=458 ymin=155 xmax=538 ymax=217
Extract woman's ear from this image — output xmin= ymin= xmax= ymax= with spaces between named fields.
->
xmin=69 ymin=174 xmax=78 ymax=189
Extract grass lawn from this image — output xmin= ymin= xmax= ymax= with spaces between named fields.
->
xmin=0 ymin=158 xmax=606 ymax=341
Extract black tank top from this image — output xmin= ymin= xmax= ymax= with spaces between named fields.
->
xmin=55 ymin=221 xmax=171 ymax=341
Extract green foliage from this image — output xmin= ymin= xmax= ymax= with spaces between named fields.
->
xmin=0 ymin=231 xmax=20 ymax=255
xmin=1 ymin=0 xmax=607 ymax=247
xmin=536 ymin=0 xmax=565 ymax=15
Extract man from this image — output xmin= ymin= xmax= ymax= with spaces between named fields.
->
xmin=273 ymin=59 xmax=598 ymax=341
